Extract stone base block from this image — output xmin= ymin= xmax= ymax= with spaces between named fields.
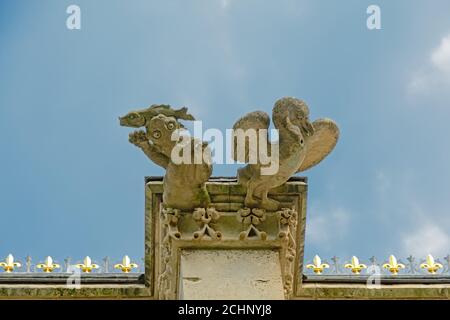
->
xmin=179 ymin=249 xmax=284 ymax=300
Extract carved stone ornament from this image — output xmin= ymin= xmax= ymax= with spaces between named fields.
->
xmin=192 ymin=207 xmax=222 ymax=240
xmin=232 ymin=97 xmax=339 ymax=211
xmin=237 ymin=208 xmax=267 ymax=240
xmin=148 ymin=185 xmax=304 ymax=299
xmin=124 ymin=98 xmax=337 ymax=299
xmin=120 ymin=105 xmax=212 ymax=211
xmin=277 ymin=207 xmax=298 ymax=296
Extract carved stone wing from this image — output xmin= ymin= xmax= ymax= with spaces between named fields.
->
xmin=232 ymin=111 xmax=270 ymax=163
xmin=297 ymin=118 xmax=339 ymax=172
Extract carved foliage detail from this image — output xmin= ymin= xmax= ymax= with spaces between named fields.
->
xmin=157 ymin=207 xmax=181 ymax=300
xmin=156 ymin=206 xmax=299 ymax=299
xmin=277 ymin=207 xmax=298 ymax=297
xmin=162 ymin=208 xmax=181 ymax=240
xmin=192 ymin=208 xmax=222 ymax=240
xmin=237 ymin=208 xmax=267 ymax=240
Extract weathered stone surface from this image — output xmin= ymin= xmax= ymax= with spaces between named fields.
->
xmin=296 ymin=283 xmax=450 ymax=300
xmin=0 ymin=284 xmax=152 ymax=299
xmin=149 ymin=178 xmax=307 ymax=300
xmin=179 ymin=249 xmax=284 ymax=300
xmin=2 ymin=282 xmax=450 ymax=299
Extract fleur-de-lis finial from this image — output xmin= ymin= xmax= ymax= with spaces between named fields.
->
xmin=0 ymin=254 xmax=21 ymax=273
xmin=306 ymin=255 xmax=330 ymax=274
xmin=420 ymin=254 xmax=443 ymax=274
xmin=114 ymin=255 xmax=138 ymax=273
xmin=75 ymin=256 xmax=99 ymax=273
xmin=344 ymin=256 xmax=367 ymax=274
xmin=382 ymin=255 xmax=405 ymax=275
xmin=103 ymin=256 xmax=110 ymax=273
xmin=36 ymin=256 xmax=60 ymax=273
xmin=444 ymin=254 xmax=450 ymax=273
xmin=406 ymin=255 xmax=417 ymax=274
xmin=331 ymin=256 xmax=340 ymax=273
xmin=26 ymin=255 xmax=32 ymax=273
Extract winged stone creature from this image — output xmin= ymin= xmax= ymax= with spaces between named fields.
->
xmin=232 ymin=97 xmax=339 ymax=211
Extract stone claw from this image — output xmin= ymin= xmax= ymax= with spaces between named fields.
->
xmin=129 ymin=130 xmax=149 ymax=148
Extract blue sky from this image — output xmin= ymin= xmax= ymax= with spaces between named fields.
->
xmin=1 ymin=0 xmax=450 ymax=268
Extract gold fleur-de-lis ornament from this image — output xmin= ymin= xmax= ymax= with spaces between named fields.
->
xmin=114 ymin=255 xmax=138 ymax=273
xmin=420 ymin=254 xmax=443 ymax=274
xmin=36 ymin=256 xmax=60 ymax=273
xmin=0 ymin=254 xmax=21 ymax=273
xmin=382 ymin=255 xmax=405 ymax=275
xmin=344 ymin=256 xmax=367 ymax=274
xmin=306 ymin=255 xmax=330 ymax=275
xmin=75 ymin=256 xmax=99 ymax=273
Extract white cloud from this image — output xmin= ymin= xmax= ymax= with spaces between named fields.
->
xmin=399 ymin=201 xmax=450 ymax=257
xmin=431 ymin=35 xmax=450 ymax=72
xmin=371 ymin=169 xmax=450 ymax=258
xmin=407 ymin=33 xmax=450 ymax=95
xmin=307 ymin=207 xmax=351 ymax=245
xmin=401 ymin=223 xmax=450 ymax=257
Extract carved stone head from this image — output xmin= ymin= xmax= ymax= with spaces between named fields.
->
xmin=273 ymin=97 xmax=315 ymax=137
xmin=119 ymin=111 xmax=146 ymax=128
xmin=146 ymin=114 xmax=181 ymax=156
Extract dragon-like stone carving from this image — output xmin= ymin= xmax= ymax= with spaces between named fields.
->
xmin=119 ymin=104 xmax=195 ymax=128
xmin=232 ymin=97 xmax=339 ymax=211
xmin=120 ymin=106 xmax=212 ymax=211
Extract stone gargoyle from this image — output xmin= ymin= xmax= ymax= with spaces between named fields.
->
xmin=120 ymin=105 xmax=212 ymax=211
xmin=232 ymin=97 xmax=339 ymax=211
